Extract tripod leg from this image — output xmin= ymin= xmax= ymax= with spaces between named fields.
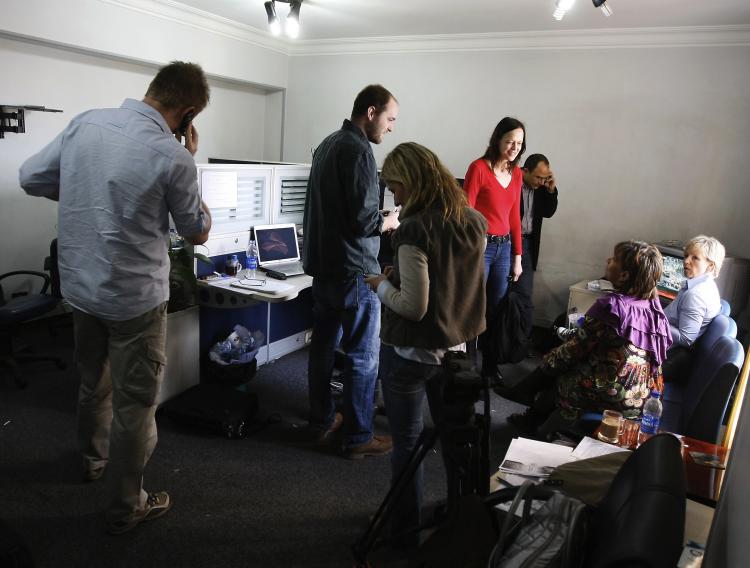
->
xmin=352 ymin=427 xmax=439 ymax=564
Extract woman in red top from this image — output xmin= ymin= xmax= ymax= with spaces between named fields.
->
xmin=463 ymin=117 xmax=526 ymax=380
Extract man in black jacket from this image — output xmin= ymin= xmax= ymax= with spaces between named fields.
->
xmin=517 ymin=154 xmax=559 ymax=346
xmin=303 ymin=85 xmax=399 ymax=459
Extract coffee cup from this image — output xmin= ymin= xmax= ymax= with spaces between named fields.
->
xmin=597 ymin=409 xmax=624 ymax=444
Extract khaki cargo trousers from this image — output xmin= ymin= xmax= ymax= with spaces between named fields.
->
xmin=73 ymin=302 xmax=167 ymax=524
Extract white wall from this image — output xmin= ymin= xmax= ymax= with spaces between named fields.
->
xmin=0 ymin=0 xmax=289 ymax=283
xmin=283 ymin=42 xmax=750 ymax=323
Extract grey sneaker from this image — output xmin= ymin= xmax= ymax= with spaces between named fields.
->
xmin=107 ymin=491 xmax=173 ymax=535
xmin=83 ymin=465 xmax=106 ymax=483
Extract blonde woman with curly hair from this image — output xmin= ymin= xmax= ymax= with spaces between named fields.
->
xmin=365 ymin=142 xmax=487 ymax=547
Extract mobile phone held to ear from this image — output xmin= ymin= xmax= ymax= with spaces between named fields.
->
xmin=176 ymin=111 xmax=195 ymax=136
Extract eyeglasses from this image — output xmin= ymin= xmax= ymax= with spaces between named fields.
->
xmin=238 ymin=276 xmax=266 ymax=286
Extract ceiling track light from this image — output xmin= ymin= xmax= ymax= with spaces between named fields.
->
xmin=592 ymin=0 xmax=613 ymax=17
xmin=553 ymin=0 xmax=576 ymax=21
xmin=264 ymin=0 xmax=303 ymax=39
xmin=264 ymin=1 xmax=280 ymax=36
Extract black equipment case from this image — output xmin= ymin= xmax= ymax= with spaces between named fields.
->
xmin=160 ymin=383 xmax=258 ymax=439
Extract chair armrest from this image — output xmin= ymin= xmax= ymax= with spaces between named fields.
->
xmin=0 ymin=271 xmax=51 ymax=295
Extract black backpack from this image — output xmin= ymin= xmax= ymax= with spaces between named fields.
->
xmin=492 ymin=280 xmax=531 ymax=364
xmin=488 ymin=481 xmax=588 ymax=568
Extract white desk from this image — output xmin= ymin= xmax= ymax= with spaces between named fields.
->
xmin=567 ymin=279 xmax=610 ymax=323
xmin=197 ymin=273 xmax=313 ymax=364
xmin=198 ymin=273 xmax=313 ymax=306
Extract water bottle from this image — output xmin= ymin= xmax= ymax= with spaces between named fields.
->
xmin=225 ymin=254 xmax=240 ymax=276
xmin=638 ymin=389 xmax=663 ymax=446
xmin=246 ymin=238 xmax=259 ymax=278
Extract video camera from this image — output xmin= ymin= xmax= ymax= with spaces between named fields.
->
xmin=441 ymin=351 xmax=484 ymax=406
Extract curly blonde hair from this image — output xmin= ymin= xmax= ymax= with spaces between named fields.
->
xmin=380 ymin=142 xmax=467 ymax=223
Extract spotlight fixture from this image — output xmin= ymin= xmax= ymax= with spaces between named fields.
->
xmin=592 ymin=0 xmax=613 ymax=17
xmin=552 ymin=0 xmax=576 ymax=21
xmin=264 ymin=1 xmax=280 ymax=36
xmin=286 ymin=1 xmax=302 ymax=39
xmin=263 ymin=0 xmax=303 ymax=39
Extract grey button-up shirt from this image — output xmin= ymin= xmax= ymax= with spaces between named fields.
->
xmin=20 ymin=98 xmax=207 ymax=320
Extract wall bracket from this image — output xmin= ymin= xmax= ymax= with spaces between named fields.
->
xmin=0 ymin=105 xmax=63 ymax=139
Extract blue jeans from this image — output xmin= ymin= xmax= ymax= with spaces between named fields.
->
xmin=480 ymin=240 xmax=511 ymax=376
xmin=380 ymin=345 xmax=444 ymax=544
xmin=308 ymin=275 xmax=380 ymax=448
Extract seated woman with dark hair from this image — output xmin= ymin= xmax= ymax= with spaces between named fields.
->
xmin=497 ymin=241 xmax=673 ymax=432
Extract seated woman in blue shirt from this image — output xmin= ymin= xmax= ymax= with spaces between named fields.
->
xmin=664 ymin=235 xmax=725 ymax=348
xmin=662 ymin=235 xmax=725 ymax=383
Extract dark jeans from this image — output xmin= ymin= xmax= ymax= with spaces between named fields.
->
xmin=380 ymin=345 xmax=444 ymax=544
xmin=510 ymin=366 xmax=557 ymax=419
xmin=479 ymin=240 xmax=511 ymax=377
xmin=516 ymin=237 xmax=534 ymax=339
xmin=308 ymin=275 xmax=380 ymax=448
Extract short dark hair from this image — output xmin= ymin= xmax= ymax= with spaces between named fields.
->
xmin=523 ymin=153 xmax=549 ymax=172
xmin=483 ymin=117 xmax=526 ymax=172
xmin=351 ymin=84 xmax=396 ymax=118
xmin=614 ymin=240 xmax=663 ymax=299
xmin=145 ymin=61 xmax=210 ymax=110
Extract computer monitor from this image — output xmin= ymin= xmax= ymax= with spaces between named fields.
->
xmin=655 ymin=243 xmax=685 ymax=300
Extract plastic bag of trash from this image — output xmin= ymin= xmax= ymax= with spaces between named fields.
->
xmin=208 ymin=325 xmax=264 ymax=366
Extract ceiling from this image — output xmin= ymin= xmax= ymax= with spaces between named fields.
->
xmin=172 ymin=0 xmax=750 ymax=41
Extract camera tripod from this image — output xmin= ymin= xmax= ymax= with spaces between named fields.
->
xmin=351 ymin=367 xmax=492 ymax=566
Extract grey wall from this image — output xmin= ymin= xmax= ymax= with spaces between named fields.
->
xmin=0 ymin=37 xmax=276 ymax=277
xmin=283 ymin=44 xmax=750 ymax=323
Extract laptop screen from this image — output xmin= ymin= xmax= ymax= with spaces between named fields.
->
xmin=254 ymin=224 xmax=300 ymax=265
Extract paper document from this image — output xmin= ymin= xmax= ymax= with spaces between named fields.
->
xmin=498 ymin=437 xmax=574 ymax=478
xmin=571 ymin=436 xmax=631 ymax=460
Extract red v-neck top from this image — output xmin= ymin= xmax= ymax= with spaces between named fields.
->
xmin=463 ymin=158 xmax=523 ymax=255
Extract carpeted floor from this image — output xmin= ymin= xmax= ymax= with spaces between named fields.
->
xmin=0 ymin=315 xmax=540 ymax=568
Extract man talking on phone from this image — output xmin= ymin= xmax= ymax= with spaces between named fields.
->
xmin=518 ymin=154 xmax=559 ymax=350
xmin=19 ymin=61 xmax=212 ymax=534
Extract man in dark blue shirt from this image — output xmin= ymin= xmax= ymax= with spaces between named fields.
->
xmin=303 ymin=84 xmax=399 ymax=459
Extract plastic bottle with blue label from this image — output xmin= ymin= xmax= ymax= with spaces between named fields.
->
xmin=638 ymin=389 xmax=662 ymax=446
xmin=246 ymin=238 xmax=259 ymax=278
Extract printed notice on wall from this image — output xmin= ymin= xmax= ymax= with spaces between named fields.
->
xmin=201 ymin=171 xmax=238 ymax=209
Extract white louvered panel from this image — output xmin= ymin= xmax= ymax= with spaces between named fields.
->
xmin=272 ymin=165 xmax=311 ymax=224
xmin=198 ymin=165 xmax=273 ymax=234
xmin=279 ymin=177 xmax=307 ymax=215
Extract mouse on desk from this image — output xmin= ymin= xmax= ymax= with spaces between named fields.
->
xmin=263 ymin=269 xmax=287 ymax=280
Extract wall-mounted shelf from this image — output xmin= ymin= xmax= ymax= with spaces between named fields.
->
xmin=1 ymin=105 xmax=63 ymax=139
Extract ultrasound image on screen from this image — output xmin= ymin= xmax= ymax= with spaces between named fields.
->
xmin=256 ymin=227 xmax=298 ymax=263
xmin=658 ymin=254 xmax=685 ymax=293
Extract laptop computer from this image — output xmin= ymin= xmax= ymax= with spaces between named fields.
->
xmin=253 ymin=223 xmax=306 ymax=277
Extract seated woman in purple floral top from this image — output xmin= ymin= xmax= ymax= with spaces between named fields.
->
xmin=496 ymin=241 xmax=673 ymax=432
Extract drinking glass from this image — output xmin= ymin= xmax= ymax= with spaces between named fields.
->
xmin=597 ymin=409 xmax=624 ymax=444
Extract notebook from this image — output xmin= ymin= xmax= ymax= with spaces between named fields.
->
xmin=253 ymin=223 xmax=305 ymax=276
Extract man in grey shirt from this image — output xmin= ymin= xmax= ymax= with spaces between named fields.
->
xmin=19 ymin=61 xmax=211 ymax=535
xmin=303 ymin=84 xmax=399 ymax=459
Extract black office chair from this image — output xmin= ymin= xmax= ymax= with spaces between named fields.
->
xmin=585 ymin=433 xmax=686 ymax=567
xmin=0 ymin=263 xmax=66 ymax=388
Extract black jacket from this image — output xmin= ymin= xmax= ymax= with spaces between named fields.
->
xmin=520 ymin=186 xmax=558 ymax=270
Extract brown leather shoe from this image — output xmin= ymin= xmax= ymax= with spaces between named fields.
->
xmin=344 ymin=435 xmax=393 ymax=460
xmin=314 ymin=412 xmax=343 ymax=443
